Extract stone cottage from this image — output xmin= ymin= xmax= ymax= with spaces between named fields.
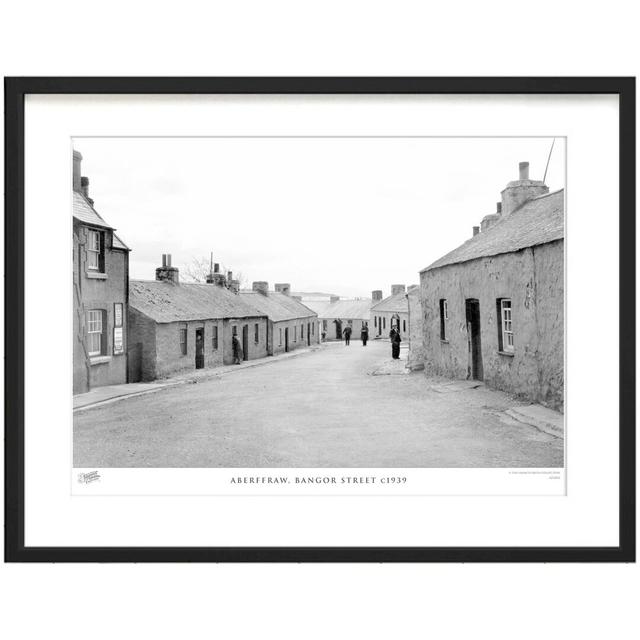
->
xmin=371 ymin=285 xmax=414 ymax=341
xmin=73 ymin=150 xmax=130 ymax=394
xmin=240 ymin=282 xmax=320 ymax=355
xmin=128 ymin=256 xmax=269 ymax=381
xmin=419 ymin=162 xmax=564 ymax=411
xmin=309 ymin=296 xmax=373 ymax=341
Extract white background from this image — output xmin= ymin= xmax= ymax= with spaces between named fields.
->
xmin=1 ymin=2 xmax=638 ymax=639
xmin=26 ymin=95 xmax=602 ymax=547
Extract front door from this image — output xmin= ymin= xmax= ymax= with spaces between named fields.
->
xmin=195 ymin=327 xmax=204 ymax=369
xmin=307 ymin=322 xmax=311 ymax=346
xmin=242 ymin=324 xmax=249 ymax=361
xmin=465 ymin=299 xmax=483 ymax=381
xmin=335 ymin=319 xmax=342 ymax=339
xmin=284 ymin=327 xmax=289 ymax=352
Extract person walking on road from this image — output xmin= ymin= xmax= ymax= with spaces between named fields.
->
xmin=389 ymin=326 xmax=401 ymax=359
xmin=232 ymin=333 xmax=243 ymax=364
xmin=360 ymin=323 xmax=369 ymax=346
xmin=343 ymin=325 xmax=352 ymax=346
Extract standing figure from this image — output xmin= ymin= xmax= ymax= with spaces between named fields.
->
xmin=360 ymin=324 xmax=369 ymax=346
xmin=343 ymin=325 xmax=352 ymax=346
xmin=232 ymin=333 xmax=243 ymax=364
xmin=389 ymin=326 xmax=401 ymax=359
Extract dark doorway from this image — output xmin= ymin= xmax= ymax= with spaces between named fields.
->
xmin=242 ymin=324 xmax=249 ymax=361
xmin=307 ymin=322 xmax=311 ymax=346
xmin=465 ymin=299 xmax=483 ymax=381
xmin=335 ymin=319 xmax=342 ymax=339
xmin=195 ymin=327 xmax=205 ymax=369
xmin=284 ymin=327 xmax=289 ymax=352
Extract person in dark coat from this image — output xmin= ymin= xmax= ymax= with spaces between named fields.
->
xmin=389 ymin=327 xmax=401 ymax=359
xmin=343 ymin=325 xmax=352 ymax=346
xmin=232 ymin=334 xmax=243 ymax=364
xmin=360 ymin=324 xmax=369 ymax=346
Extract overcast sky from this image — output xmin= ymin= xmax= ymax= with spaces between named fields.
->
xmin=74 ymin=137 xmax=565 ymax=298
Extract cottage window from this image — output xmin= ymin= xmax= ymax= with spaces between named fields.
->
xmin=180 ymin=326 xmax=188 ymax=355
xmin=383 ymin=317 xmax=386 ymax=329
xmin=87 ymin=309 xmax=105 ymax=356
xmin=254 ymin=323 xmax=259 ymax=343
xmin=301 ymin=324 xmax=304 ymax=339
xmin=87 ymin=229 xmax=103 ymax=271
xmin=312 ymin=322 xmax=314 ymax=336
xmin=294 ymin=326 xmax=297 ymax=342
xmin=374 ymin=316 xmax=377 ymax=328
xmin=498 ymin=299 xmax=514 ymax=352
xmin=439 ymin=299 xmax=448 ymax=340
xmin=403 ymin=319 xmax=406 ymax=333
xmin=279 ymin=328 xmax=283 ymax=346
xmin=212 ymin=325 xmax=218 ymax=350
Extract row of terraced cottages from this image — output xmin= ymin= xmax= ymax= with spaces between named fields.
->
xmin=72 ymin=149 xmax=319 ymax=392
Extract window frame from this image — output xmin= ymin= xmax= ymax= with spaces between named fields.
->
xmin=498 ymin=298 xmax=514 ymax=353
xmin=179 ymin=325 xmax=188 ymax=355
xmin=254 ymin=323 xmax=259 ymax=344
xmin=86 ymin=228 xmax=102 ymax=271
xmin=86 ymin=309 xmax=104 ymax=356
xmin=212 ymin=324 xmax=218 ymax=351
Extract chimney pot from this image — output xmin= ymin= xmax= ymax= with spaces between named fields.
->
xmin=214 ymin=263 xmax=220 ymax=273
xmin=519 ymin=161 xmax=530 ymax=180
xmin=473 ymin=226 xmax=480 ymax=236
xmin=496 ymin=202 xmax=502 ymax=214
xmin=156 ymin=253 xmax=179 ymax=284
xmin=372 ymin=290 xmax=383 ymax=302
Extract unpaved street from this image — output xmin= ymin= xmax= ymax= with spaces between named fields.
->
xmin=74 ymin=340 xmax=563 ymax=468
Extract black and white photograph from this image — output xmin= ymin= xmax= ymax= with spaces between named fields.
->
xmin=72 ymin=136 xmax=565 ymax=473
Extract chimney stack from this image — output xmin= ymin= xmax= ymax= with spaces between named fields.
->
xmin=206 ymin=259 xmax=227 ymax=286
xmin=80 ymin=176 xmax=94 ymax=205
xmin=275 ymin=283 xmax=291 ymax=296
xmin=156 ymin=253 xmax=179 ymax=284
xmin=372 ymin=290 xmax=383 ymax=302
xmin=73 ymin=150 xmax=82 ymax=192
xmin=391 ymin=284 xmax=406 ymax=296
xmin=330 ymin=295 xmax=340 ymax=304
xmin=501 ymin=160 xmax=549 ymax=217
xmin=473 ymin=226 xmax=480 ymax=237
xmin=229 ymin=279 xmax=240 ymax=294
xmin=252 ymin=281 xmax=269 ymax=296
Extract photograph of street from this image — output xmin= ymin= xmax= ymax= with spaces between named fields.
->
xmin=73 ymin=136 xmax=565 ymax=469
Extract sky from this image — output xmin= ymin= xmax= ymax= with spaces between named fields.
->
xmin=74 ymin=137 xmax=565 ymax=298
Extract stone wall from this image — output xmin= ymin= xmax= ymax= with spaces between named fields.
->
xmin=419 ymin=240 xmax=564 ymax=411
xmin=407 ymin=289 xmax=424 ymax=370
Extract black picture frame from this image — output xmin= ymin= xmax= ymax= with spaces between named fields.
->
xmin=4 ymin=77 xmax=635 ymax=563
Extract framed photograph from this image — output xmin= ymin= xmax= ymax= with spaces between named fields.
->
xmin=4 ymin=77 xmax=635 ymax=562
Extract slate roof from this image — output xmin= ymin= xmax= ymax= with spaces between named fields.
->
xmin=422 ymin=189 xmax=564 ymax=272
xmin=371 ymin=292 xmax=409 ymax=314
xmin=73 ymin=190 xmax=130 ymax=250
xmin=130 ymin=280 xmax=267 ymax=323
xmin=315 ymin=299 xmax=372 ymax=320
xmin=239 ymin=291 xmax=317 ymax=322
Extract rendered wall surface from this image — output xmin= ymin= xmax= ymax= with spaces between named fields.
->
xmin=73 ymin=222 xmax=128 ymax=393
xmin=419 ymin=240 xmax=563 ymax=411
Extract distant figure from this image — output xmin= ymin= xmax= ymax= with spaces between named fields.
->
xmin=321 ymin=330 xmax=326 ymax=342
xmin=343 ymin=325 xmax=352 ymax=346
xmin=389 ymin=327 xmax=401 ymax=359
xmin=232 ymin=334 xmax=243 ymax=364
xmin=360 ymin=324 xmax=369 ymax=346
